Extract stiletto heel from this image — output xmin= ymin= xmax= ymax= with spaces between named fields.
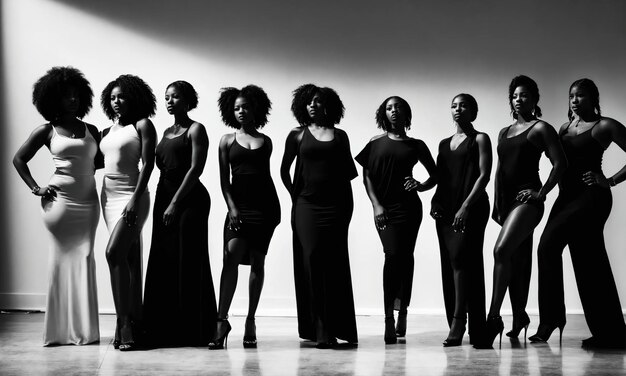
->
xmin=529 ymin=322 xmax=565 ymax=344
xmin=243 ymin=317 xmax=257 ymax=348
xmin=208 ymin=319 xmax=232 ymax=350
xmin=113 ymin=319 xmax=121 ymax=349
xmin=474 ymin=315 xmax=504 ymax=349
xmin=118 ymin=318 xmax=136 ymax=352
xmin=395 ymin=310 xmax=407 ymax=337
xmin=384 ymin=317 xmax=397 ymax=344
xmin=443 ymin=316 xmax=466 ymax=347
xmin=506 ymin=311 xmax=530 ymax=341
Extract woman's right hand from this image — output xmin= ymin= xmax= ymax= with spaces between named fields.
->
xmin=430 ymin=208 xmax=443 ymax=220
xmin=36 ymin=185 xmax=58 ymax=201
xmin=227 ymin=207 xmax=242 ymax=231
xmin=373 ymin=204 xmax=387 ymax=231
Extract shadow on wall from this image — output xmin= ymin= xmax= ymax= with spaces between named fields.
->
xmin=53 ymin=0 xmax=624 ymax=79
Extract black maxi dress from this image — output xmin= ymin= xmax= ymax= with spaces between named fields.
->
xmin=292 ymin=126 xmax=358 ymax=344
xmin=355 ymin=135 xmax=425 ymax=311
xmin=536 ymin=120 xmax=626 ymax=343
xmin=431 ymin=133 xmax=488 ymax=340
xmin=492 ymin=120 xmax=544 ymax=317
xmin=223 ymin=134 xmax=281 ymax=263
xmin=143 ymin=128 xmax=217 ymax=346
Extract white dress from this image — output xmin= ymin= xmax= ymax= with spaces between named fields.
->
xmin=99 ymin=123 xmax=150 ymax=238
xmin=41 ymin=124 xmax=100 ymax=345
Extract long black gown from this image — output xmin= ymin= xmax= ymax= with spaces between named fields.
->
xmin=355 ymin=135 xmax=425 ymax=312
xmin=223 ymin=134 xmax=280 ymax=263
xmin=143 ymin=128 xmax=217 ymax=346
xmin=292 ymin=126 xmax=358 ymax=344
xmin=537 ymin=119 xmax=626 ymax=344
xmin=431 ymin=133 xmax=488 ymax=341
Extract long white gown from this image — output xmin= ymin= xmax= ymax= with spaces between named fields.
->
xmin=41 ymin=124 xmax=100 ymax=345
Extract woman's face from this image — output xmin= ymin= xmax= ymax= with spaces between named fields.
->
xmin=451 ymin=96 xmax=473 ymax=124
xmin=60 ymin=86 xmax=80 ymax=116
xmin=234 ymin=96 xmax=254 ymax=127
xmin=569 ymin=85 xmax=593 ymax=116
xmin=385 ymin=97 xmax=407 ymax=129
xmin=165 ymin=85 xmax=186 ymax=115
xmin=110 ymin=86 xmax=129 ymax=117
xmin=307 ymin=93 xmax=324 ymax=121
xmin=511 ymin=85 xmax=535 ymax=116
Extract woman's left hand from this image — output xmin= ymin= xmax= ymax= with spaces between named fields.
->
xmin=163 ymin=202 xmax=177 ymax=226
xmin=582 ymin=171 xmax=610 ymax=188
xmin=404 ymin=176 xmax=423 ymax=192
xmin=452 ymin=206 xmax=468 ymax=233
xmin=122 ymin=197 xmax=138 ymax=227
xmin=516 ymin=189 xmax=545 ymax=203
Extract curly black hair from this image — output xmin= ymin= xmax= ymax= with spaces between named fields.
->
xmin=568 ymin=78 xmax=601 ymax=121
xmin=508 ymin=75 xmax=542 ymax=119
xmin=452 ymin=93 xmax=478 ymax=122
xmin=101 ymin=74 xmax=156 ymax=123
xmin=291 ymin=84 xmax=344 ymax=126
xmin=375 ymin=96 xmax=412 ymax=131
xmin=218 ymin=85 xmax=272 ymax=129
xmin=32 ymin=66 xmax=93 ymax=121
xmin=167 ymin=80 xmax=199 ymax=111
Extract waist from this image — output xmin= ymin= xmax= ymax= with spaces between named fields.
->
xmin=53 ymin=169 xmax=94 ymax=177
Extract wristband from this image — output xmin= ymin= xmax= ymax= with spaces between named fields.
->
xmin=31 ymin=186 xmax=40 ymax=195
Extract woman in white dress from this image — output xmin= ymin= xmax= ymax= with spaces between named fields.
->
xmin=100 ymin=74 xmax=156 ymax=351
xmin=13 ymin=66 xmax=102 ymax=346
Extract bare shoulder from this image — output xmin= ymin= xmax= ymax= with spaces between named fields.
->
xmin=475 ymin=132 xmax=491 ymax=145
xmin=532 ymin=120 xmax=557 ymax=136
xmin=189 ymin=121 xmax=207 ymax=135
xmin=597 ymin=116 xmax=624 ymax=132
xmin=136 ymin=118 xmax=156 ymax=132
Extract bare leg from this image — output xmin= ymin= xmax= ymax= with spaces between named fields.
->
xmin=106 ymin=220 xmax=141 ymax=320
xmin=216 ymin=238 xmax=247 ymax=319
xmin=247 ymin=250 xmax=266 ymax=319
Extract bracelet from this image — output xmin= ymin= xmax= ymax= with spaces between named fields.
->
xmin=31 ymin=186 xmax=40 ymax=195
xmin=608 ymin=177 xmax=616 ymax=187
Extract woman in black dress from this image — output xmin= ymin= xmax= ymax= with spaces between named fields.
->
xmin=431 ymin=94 xmax=492 ymax=347
xmin=143 ymin=81 xmax=217 ymax=347
xmin=280 ymin=84 xmax=358 ymax=349
xmin=209 ymin=85 xmax=281 ymax=350
xmin=476 ymin=75 xmax=567 ymax=348
xmin=355 ymin=96 xmax=436 ymax=344
xmin=530 ymin=78 xmax=626 ymax=348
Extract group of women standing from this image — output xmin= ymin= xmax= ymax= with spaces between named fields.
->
xmin=13 ymin=66 xmax=626 ymax=351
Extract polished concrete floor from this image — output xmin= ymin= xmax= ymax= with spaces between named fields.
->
xmin=0 ymin=312 xmax=624 ymax=375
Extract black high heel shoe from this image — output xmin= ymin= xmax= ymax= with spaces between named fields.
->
xmin=506 ymin=311 xmax=530 ymax=341
xmin=474 ymin=315 xmax=504 ymax=349
xmin=529 ymin=323 xmax=565 ymax=344
xmin=243 ymin=317 xmax=257 ymax=348
xmin=113 ymin=320 xmax=121 ymax=349
xmin=443 ymin=316 xmax=466 ymax=347
xmin=208 ymin=319 xmax=232 ymax=350
xmin=396 ymin=310 xmax=407 ymax=337
xmin=385 ymin=317 xmax=398 ymax=344
xmin=119 ymin=319 xmax=136 ymax=352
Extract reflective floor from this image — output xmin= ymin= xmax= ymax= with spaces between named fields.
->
xmin=0 ymin=312 xmax=624 ymax=375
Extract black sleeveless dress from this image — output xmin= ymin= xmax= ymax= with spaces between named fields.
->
xmin=223 ymin=135 xmax=280 ymax=264
xmin=292 ymin=126 xmax=358 ymax=344
xmin=537 ymin=120 xmax=625 ymax=341
xmin=431 ymin=133 xmax=489 ymax=337
xmin=143 ymin=128 xmax=217 ymax=346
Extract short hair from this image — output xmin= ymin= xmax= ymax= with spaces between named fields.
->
xmin=452 ymin=93 xmax=478 ymax=122
xmin=508 ymin=75 xmax=542 ymax=119
xmin=375 ymin=96 xmax=412 ymax=131
xmin=32 ymin=66 xmax=93 ymax=121
xmin=100 ymin=74 xmax=156 ymax=123
xmin=167 ymin=80 xmax=199 ymax=111
xmin=568 ymin=78 xmax=601 ymax=121
xmin=291 ymin=84 xmax=344 ymax=126
xmin=218 ymin=85 xmax=271 ymax=129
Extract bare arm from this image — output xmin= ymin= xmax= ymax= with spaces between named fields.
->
xmin=218 ymin=133 xmax=241 ymax=230
xmin=162 ymin=123 xmax=208 ymax=226
xmin=86 ymin=123 xmax=104 ymax=170
xmin=13 ymin=124 xmax=57 ymax=200
xmin=411 ymin=140 xmax=438 ymax=192
xmin=280 ymin=128 xmax=302 ymax=196
xmin=523 ymin=121 xmax=567 ymax=202
xmin=362 ymin=167 xmax=387 ymax=230
xmin=584 ymin=117 xmax=626 ymax=188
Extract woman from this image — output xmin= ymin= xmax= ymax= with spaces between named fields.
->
xmin=209 ymin=85 xmax=281 ymax=350
xmin=100 ymin=74 xmax=157 ymax=351
xmin=530 ymin=78 xmax=626 ymax=348
xmin=280 ymin=84 xmax=358 ymax=349
xmin=13 ymin=66 xmax=102 ymax=346
xmin=143 ymin=81 xmax=216 ymax=347
xmin=355 ymin=96 xmax=436 ymax=344
xmin=431 ymin=94 xmax=491 ymax=347
xmin=476 ymin=75 xmax=567 ymax=349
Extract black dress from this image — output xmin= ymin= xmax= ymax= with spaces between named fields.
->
xmin=223 ymin=134 xmax=280 ymax=264
xmin=355 ymin=135 xmax=424 ymax=311
xmin=292 ymin=126 xmax=358 ymax=344
xmin=143 ymin=128 xmax=217 ymax=346
xmin=537 ymin=120 xmax=626 ymax=342
xmin=431 ymin=133 xmax=488 ymax=340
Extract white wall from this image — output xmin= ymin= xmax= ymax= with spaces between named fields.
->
xmin=2 ymin=0 xmax=625 ymax=316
